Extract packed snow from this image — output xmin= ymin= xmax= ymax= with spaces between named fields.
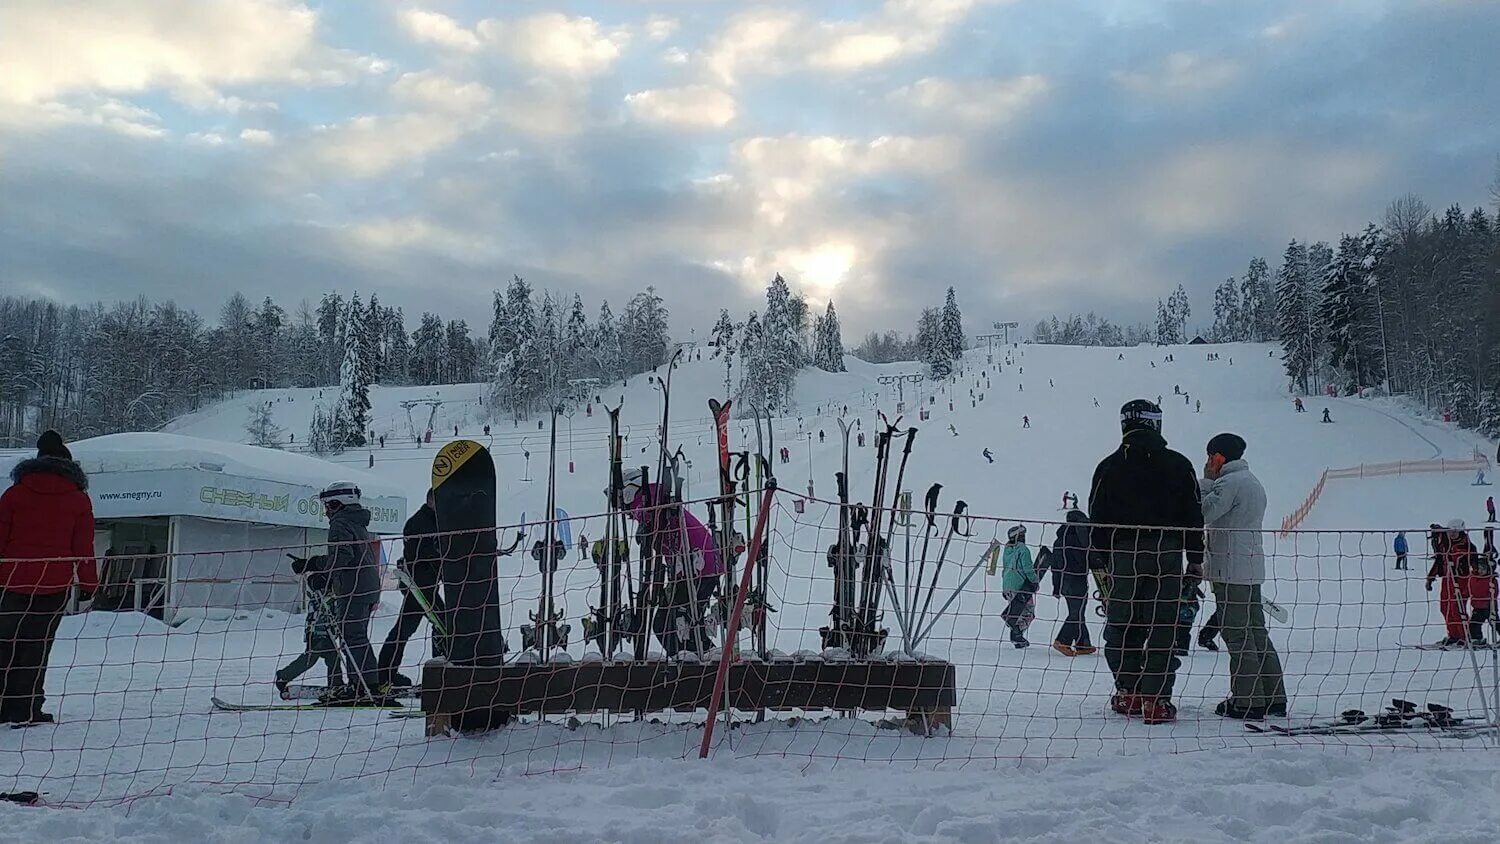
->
xmin=6 ymin=341 xmax=1500 ymax=841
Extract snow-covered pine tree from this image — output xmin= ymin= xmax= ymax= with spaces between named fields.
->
xmin=940 ymin=286 xmax=965 ymax=361
xmin=315 ymin=293 xmax=343 ymax=385
xmin=1320 ymin=233 xmax=1386 ymax=394
xmin=1242 ymin=257 xmax=1274 ymax=341
xmin=365 ymin=293 xmax=384 ymax=383
xmin=1167 ymin=285 xmax=1191 ymax=342
xmin=761 ymin=275 xmax=799 ymax=409
xmin=710 ymin=308 xmax=738 ymax=395
xmin=385 ymin=307 xmax=411 ymax=384
xmin=917 ymin=307 xmax=951 ymax=377
xmin=1275 ymin=240 xmax=1315 ymax=393
xmin=334 ymin=297 xmax=370 ymax=447
xmin=620 ymin=287 xmax=669 ymax=376
xmin=245 ymin=402 xmax=285 ymax=448
xmin=564 ymin=293 xmax=589 ymax=383
xmin=306 ymin=405 xmax=333 ymax=454
xmin=1155 ymin=299 xmax=1175 ymax=344
xmin=789 ymin=292 xmax=811 ymax=367
xmin=813 ymin=301 xmax=846 ymax=372
xmin=1211 ymin=279 xmax=1240 ymax=342
xmin=592 ymin=300 xmax=622 ymax=383
xmin=738 ymin=310 xmax=768 ymax=411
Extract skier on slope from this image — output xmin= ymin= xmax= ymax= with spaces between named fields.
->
xmin=1487 ymin=496 xmax=1495 ymax=522
xmin=376 ymin=490 xmax=447 ymax=689
xmin=293 ymin=482 xmax=386 ymax=703
xmin=994 ymin=525 xmax=1039 ymax=648
xmin=1394 ymin=531 xmax=1410 ymax=570
xmin=982 ymin=448 xmax=994 ymax=464
xmin=620 ymin=468 xmax=723 ymax=656
xmin=1049 ymin=511 xmax=1096 ymax=656
xmin=1088 ymin=399 xmax=1204 ymax=725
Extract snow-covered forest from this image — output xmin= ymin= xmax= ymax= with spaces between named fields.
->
xmin=1028 ymin=190 xmax=1500 ymax=437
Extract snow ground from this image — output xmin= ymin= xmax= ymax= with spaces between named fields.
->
xmin=7 ymin=341 xmax=1500 ymax=841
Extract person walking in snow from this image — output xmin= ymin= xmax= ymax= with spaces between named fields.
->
xmin=1487 ymin=496 xmax=1496 ymax=522
xmin=277 ymin=555 xmax=344 ymax=698
xmin=1088 ymin=400 xmax=1204 ymax=725
xmin=1050 ymin=511 xmax=1096 ymax=656
xmin=982 ymin=448 xmax=994 ymax=464
xmin=376 ymin=490 xmax=447 ymax=690
xmin=294 ymin=482 xmax=385 ymax=703
xmin=1195 ymin=399 xmax=1201 ymax=414
xmin=1394 ymin=531 xmax=1410 ymax=571
xmin=1199 ymin=433 xmax=1286 ymax=720
xmin=1293 ymin=397 xmax=1304 ymax=413
xmin=0 ymin=431 xmax=98 ymax=725
xmin=993 ymin=525 xmax=1039 ymax=648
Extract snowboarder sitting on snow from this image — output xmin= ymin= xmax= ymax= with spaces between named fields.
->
xmin=620 ymin=468 xmax=724 ymax=656
xmin=995 ymin=525 xmax=1039 ymax=648
xmin=1049 ymin=511 xmax=1096 ymax=656
xmin=277 ymin=557 xmax=344 ymax=699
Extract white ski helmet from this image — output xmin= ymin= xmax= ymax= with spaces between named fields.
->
xmin=607 ymin=467 xmax=646 ymax=503
xmin=1445 ymin=518 xmax=1467 ymax=533
xmin=1007 ymin=524 xmax=1027 ymax=543
xmin=319 ymin=481 xmax=362 ymax=508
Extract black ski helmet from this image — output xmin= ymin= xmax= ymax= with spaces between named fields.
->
xmin=1007 ymin=524 xmax=1027 ymax=543
xmin=1119 ymin=398 xmax=1163 ymax=434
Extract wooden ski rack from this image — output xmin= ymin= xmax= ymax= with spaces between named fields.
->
xmin=419 ymin=657 xmax=957 ymax=736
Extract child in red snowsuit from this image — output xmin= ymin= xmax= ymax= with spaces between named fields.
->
xmin=1427 ymin=521 xmax=1488 ymax=646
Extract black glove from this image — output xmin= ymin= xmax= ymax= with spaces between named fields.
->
xmin=287 ymin=553 xmax=308 ymax=575
xmin=1425 ymin=579 xmax=1433 ymax=592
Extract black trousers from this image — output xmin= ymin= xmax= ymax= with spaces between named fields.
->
xmin=1056 ymin=594 xmax=1092 ymax=647
xmin=277 ymin=639 xmax=343 ymax=686
xmin=377 ymin=564 xmax=446 ymax=680
xmin=0 ymin=589 xmax=69 ymax=719
xmin=653 ymin=578 xmax=716 ymax=656
xmin=1103 ymin=568 xmax=1183 ymax=698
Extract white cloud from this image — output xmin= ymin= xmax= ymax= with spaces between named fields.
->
xmin=187 ymin=131 xmax=227 ymax=145
xmin=398 ymin=8 xmax=482 ymax=52
xmin=0 ymin=0 xmax=377 ymax=107
xmin=478 ymin=13 xmax=629 ymax=77
xmin=239 ymin=127 xmax=275 ymax=144
xmin=662 ymin=47 xmax=690 ymax=66
xmin=890 ymin=75 xmax=1048 ymax=124
xmin=706 ymin=0 xmax=980 ymax=84
xmin=390 ymin=70 xmax=493 ymax=112
xmin=1 ymin=95 xmax=166 ymax=138
xmin=299 ymin=113 xmax=470 ymax=178
xmin=625 ymin=85 xmax=736 ymax=129
xmin=645 ymin=16 xmax=679 ymax=42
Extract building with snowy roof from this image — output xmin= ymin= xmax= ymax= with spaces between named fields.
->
xmin=2 ymin=433 xmax=406 ymax=623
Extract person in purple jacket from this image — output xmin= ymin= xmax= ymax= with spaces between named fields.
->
xmin=620 ymin=468 xmax=723 ymax=656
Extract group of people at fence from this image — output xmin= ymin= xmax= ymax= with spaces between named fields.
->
xmin=988 ymin=400 xmax=1286 ymax=724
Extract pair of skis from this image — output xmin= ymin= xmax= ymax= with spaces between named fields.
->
xmin=521 ymin=407 xmax=570 ymax=656
xmin=583 ymin=404 xmax=635 ymax=657
xmin=1246 ymin=699 xmax=1488 ymax=737
xmin=846 ymin=415 xmax=916 ymax=658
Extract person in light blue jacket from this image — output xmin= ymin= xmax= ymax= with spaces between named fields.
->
xmin=999 ymin=525 xmax=1040 ymax=648
xmin=1394 ymin=531 xmax=1409 ymax=571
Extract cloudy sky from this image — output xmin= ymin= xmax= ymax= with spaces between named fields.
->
xmin=2 ymin=0 xmax=1497 ymax=337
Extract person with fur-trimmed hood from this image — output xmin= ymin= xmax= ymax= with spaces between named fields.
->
xmin=1049 ymin=510 xmax=1097 ymax=656
xmin=0 ymin=431 xmax=98 ymax=725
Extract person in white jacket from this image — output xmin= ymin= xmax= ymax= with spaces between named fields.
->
xmin=1201 ymin=433 xmax=1288 ymax=720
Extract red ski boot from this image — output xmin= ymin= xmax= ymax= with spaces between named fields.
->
xmin=1139 ymin=697 xmax=1177 ymax=725
xmin=1110 ymin=691 xmax=1141 ymax=715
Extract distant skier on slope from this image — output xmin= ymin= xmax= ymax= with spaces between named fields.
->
xmin=1394 ymin=531 xmax=1409 ymax=571
xmin=1321 ymin=408 xmax=1333 ymax=423
xmin=1023 ymin=416 xmax=1030 ymax=429
xmin=982 ymin=448 xmax=994 ymax=464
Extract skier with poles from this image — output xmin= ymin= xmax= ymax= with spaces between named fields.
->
xmin=293 ymin=482 xmax=388 ymax=704
xmin=1088 ymin=399 xmax=1204 ymax=724
xmin=276 ymin=556 xmax=344 ymax=698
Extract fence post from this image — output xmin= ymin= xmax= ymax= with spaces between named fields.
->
xmin=699 ymin=481 xmax=778 ymax=759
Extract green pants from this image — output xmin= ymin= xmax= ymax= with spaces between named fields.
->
xmin=1210 ymin=582 xmax=1287 ymax=708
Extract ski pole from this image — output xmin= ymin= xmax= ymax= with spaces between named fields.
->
xmin=911 ymin=502 xmax=972 ymax=648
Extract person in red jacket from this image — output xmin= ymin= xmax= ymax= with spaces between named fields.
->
xmin=1426 ymin=519 xmax=1483 ymax=648
xmin=0 ymin=430 xmax=98 ymax=725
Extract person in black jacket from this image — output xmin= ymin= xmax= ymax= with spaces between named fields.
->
xmin=1088 ymin=399 xmax=1204 ymax=725
xmin=1049 ymin=510 xmax=1097 ymax=656
xmin=376 ymin=489 xmax=447 ymax=689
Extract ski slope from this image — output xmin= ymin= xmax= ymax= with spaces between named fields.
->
xmin=8 ymin=341 xmax=1500 ymax=840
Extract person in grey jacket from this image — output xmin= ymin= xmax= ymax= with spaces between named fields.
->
xmin=1201 ymin=433 xmax=1287 ymax=720
xmin=294 ymin=481 xmax=385 ymax=703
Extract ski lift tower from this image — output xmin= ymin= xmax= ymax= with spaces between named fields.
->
xmin=877 ymin=373 xmax=924 ymax=413
xmin=977 ymin=321 xmax=1020 ymax=364
xmin=400 ymin=398 xmax=444 ymax=441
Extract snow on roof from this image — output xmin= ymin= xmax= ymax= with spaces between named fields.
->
xmin=65 ymin=432 xmax=399 ymax=498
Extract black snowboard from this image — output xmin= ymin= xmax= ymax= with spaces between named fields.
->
xmin=431 ymin=439 xmax=507 ymax=667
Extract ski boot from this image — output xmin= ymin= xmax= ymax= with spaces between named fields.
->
xmin=1051 ymin=641 xmax=1077 ymax=657
xmin=1073 ymin=644 xmax=1098 ymax=655
xmin=274 ymin=678 xmax=291 ymax=700
xmin=1214 ymin=700 xmax=1266 ymax=720
xmin=1139 ymin=697 xmax=1177 ymax=725
xmin=1110 ymin=691 xmax=1142 ymax=716
xmin=316 ymin=684 xmax=358 ymax=706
